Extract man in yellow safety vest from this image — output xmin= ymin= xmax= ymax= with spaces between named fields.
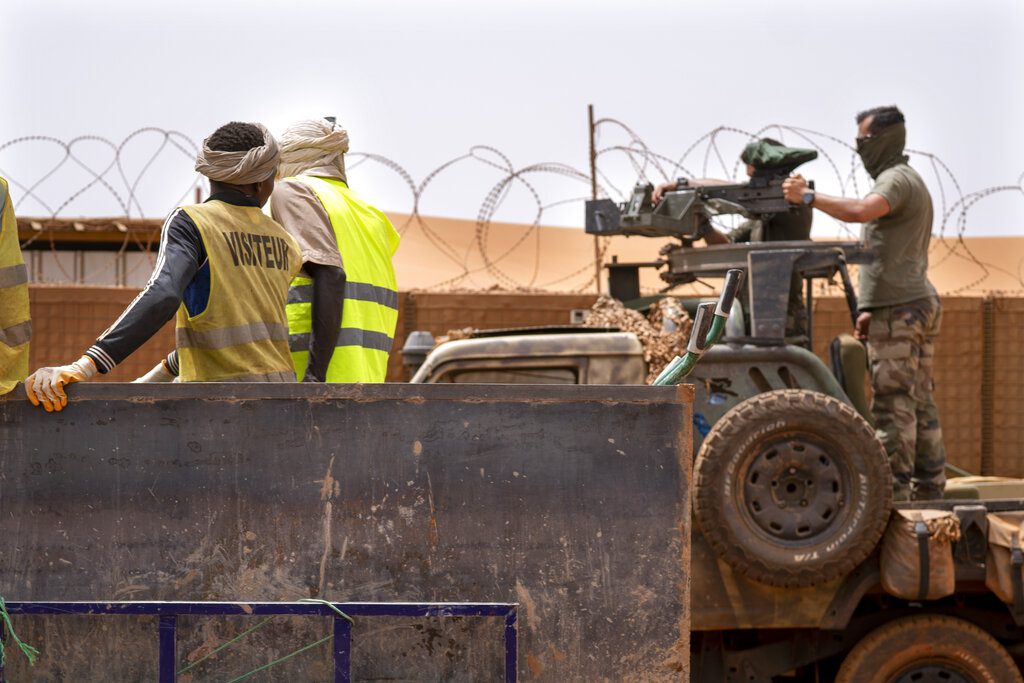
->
xmin=269 ymin=117 xmax=400 ymax=383
xmin=24 ymin=121 xmax=300 ymax=412
xmin=0 ymin=175 xmax=31 ymax=395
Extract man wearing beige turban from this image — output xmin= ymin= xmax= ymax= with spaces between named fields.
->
xmin=25 ymin=122 xmax=301 ymax=411
xmin=270 ymin=117 xmax=400 ymax=383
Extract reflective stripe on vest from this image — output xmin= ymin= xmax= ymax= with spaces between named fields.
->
xmin=0 ymin=263 xmax=28 ymax=288
xmin=177 ymin=321 xmax=290 ymax=350
xmin=280 ymin=175 xmax=400 ymax=383
xmin=175 ymin=201 xmax=300 ymax=382
xmin=289 ymin=328 xmax=394 ymax=354
xmin=0 ymin=177 xmax=31 ymax=395
xmin=287 ymin=281 xmax=399 ymax=310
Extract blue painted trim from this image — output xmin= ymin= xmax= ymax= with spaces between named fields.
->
xmin=3 ymin=601 xmax=514 ymax=618
xmin=0 ymin=601 xmax=517 ymax=683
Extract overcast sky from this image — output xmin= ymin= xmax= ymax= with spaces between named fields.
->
xmin=2 ymin=0 xmax=1022 ymax=235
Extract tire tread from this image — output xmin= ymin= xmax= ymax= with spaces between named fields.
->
xmin=694 ymin=389 xmax=892 ymax=588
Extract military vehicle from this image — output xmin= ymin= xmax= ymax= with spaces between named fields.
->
xmin=401 ymin=180 xmax=1024 ymax=680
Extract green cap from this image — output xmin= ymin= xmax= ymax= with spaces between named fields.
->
xmin=740 ymin=138 xmax=818 ymax=175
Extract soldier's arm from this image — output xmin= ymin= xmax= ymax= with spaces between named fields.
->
xmin=782 ymin=175 xmax=890 ymax=224
xmin=702 ymin=227 xmax=731 ymax=245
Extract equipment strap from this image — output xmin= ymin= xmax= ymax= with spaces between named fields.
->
xmin=1011 ymin=531 xmax=1024 ymax=617
xmin=915 ymin=520 xmax=930 ymax=600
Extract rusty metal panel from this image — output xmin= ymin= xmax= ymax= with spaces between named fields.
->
xmin=0 ymin=383 xmax=691 ymax=681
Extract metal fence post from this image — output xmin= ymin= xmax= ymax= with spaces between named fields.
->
xmin=333 ymin=615 xmax=352 ymax=683
xmin=504 ymin=608 xmax=517 ymax=683
xmin=158 ymin=614 xmax=177 ymax=683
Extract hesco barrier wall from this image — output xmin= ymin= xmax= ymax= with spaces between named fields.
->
xmin=24 ymin=285 xmax=1024 ymax=476
xmin=0 ymin=383 xmax=692 ymax=681
xmin=28 ymin=286 xmax=176 ymax=382
xmin=810 ymin=297 xmax=1022 ymax=478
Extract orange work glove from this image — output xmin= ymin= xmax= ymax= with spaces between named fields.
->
xmin=24 ymin=355 xmax=97 ymax=412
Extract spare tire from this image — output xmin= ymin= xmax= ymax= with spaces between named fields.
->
xmin=694 ymin=389 xmax=891 ymax=588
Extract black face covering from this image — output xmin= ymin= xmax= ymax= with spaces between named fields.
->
xmin=857 ymin=122 xmax=910 ymax=179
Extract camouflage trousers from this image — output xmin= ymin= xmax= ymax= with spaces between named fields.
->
xmin=867 ymin=296 xmax=947 ymax=502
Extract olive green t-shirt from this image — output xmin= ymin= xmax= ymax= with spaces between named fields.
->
xmin=858 ymin=164 xmax=936 ymax=309
xmin=729 ymin=204 xmax=812 ymax=243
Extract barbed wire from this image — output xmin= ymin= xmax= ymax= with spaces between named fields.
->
xmin=1 ymin=122 xmax=1021 ymax=294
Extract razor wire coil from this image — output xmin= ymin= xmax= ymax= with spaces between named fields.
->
xmin=1 ymin=122 xmax=1021 ymax=295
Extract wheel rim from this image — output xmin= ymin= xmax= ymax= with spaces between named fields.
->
xmin=740 ymin=433 xmax=849 ymax=543
xmin=891 ymin=662 xmax=973 ymax=683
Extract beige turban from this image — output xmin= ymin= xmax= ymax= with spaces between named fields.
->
xmin=277 ymin=118 xmax=350 ymax=183
xmin=195 ymin=123 xmax=280 ymax=185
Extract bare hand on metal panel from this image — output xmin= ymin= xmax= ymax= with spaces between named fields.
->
xmin=24 ymin=356 xmax=97 ymax=412
xmin=651 ymin=181 xmax=678 ymax=204
xmin=782 ymin=174 xmax=809 ymax=203
xmin=854 ymin=311 xmax=872 ymax=342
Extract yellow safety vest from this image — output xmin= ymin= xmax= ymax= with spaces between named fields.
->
xmin=175 ymin=200 xmax=300 ymax=382
xmin=282 ymin=176 xmax=399 ymax=383
xmin=0 ymin=177 xmax=31 ymax=395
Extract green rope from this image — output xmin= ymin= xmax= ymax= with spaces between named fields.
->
xmin=298 ymin=599 xmax=355 ymax=625
xmin=183 ymin=601 xmax=352 ymax=682
xmin=175 ymin=601 xmax=351 ymax=679
xmin=176 ymin=616 xmax=276 ymax=675
xmin=0 ymin=597 xmax=40 ymax=668
xmin=224 ymin=633 xmax=333 ymax=683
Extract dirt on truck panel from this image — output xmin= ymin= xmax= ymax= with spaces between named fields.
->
xmin=0 ymin=383 xmax=693 ymax=682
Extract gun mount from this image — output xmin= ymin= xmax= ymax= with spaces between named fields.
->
xmin=605 ymin=241 xmax=874 ymax=344
xmin=584 ymin=141 xmax=875 ymax=344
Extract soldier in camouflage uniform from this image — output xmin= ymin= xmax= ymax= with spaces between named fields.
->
xmin=653 ymin=138 xmax=813 ymax=343
xmin=783 ymin=106 xmax=946 ymax=501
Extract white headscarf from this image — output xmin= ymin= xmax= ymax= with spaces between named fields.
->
xmin=277 ymin=118 xmax=350 ymax=183
xmin=194 ymin=123 xmax=280 ymax=185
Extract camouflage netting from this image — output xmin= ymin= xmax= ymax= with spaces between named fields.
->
xmin=442 ymin=327 xmax=476 ymax=342
xmin=584 ymin=296 xmax=694 ymax=383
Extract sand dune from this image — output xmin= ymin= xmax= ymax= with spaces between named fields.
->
xmin=389 ymin=212 xmax=1024 ymax=296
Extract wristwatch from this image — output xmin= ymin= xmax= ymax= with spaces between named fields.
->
xmin=676 ymin=177 xmax=689 ymax=189
xmin=801 ymin=190 xmax=815 ymax=206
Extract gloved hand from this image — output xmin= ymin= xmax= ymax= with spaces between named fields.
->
xmin=133 ymin=359 xmax=175 ymax=383
xmin=24 ymin=355 xmax=97 ymax=412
